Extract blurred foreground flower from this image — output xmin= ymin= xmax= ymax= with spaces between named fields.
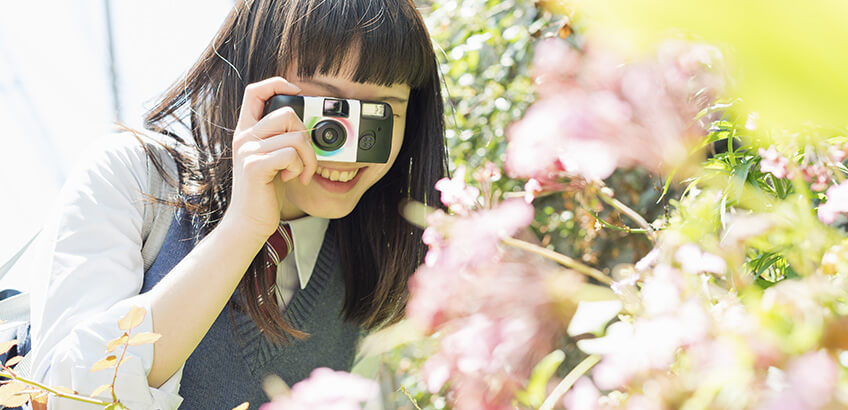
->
xmin=568 ymin=0 xmax=848 ymax=129
xmin=407 ymin=197 xmax=585 ymax=408
xmin=506 ymin=38 xmax=724 ymax=182
xmin=818 ymin=181 xmax=848 ymax=224
xmin=260 ymin=368 xmax=378 ymax=410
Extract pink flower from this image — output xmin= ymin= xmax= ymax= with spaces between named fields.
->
xmin=657 ymin=40 xmax=725 ymax=108
xmin=640 ymin=266 xmax=682 ymax=315
xmin=505 ymin=96 xmax=572 ymax=179
xmin=532 ymin=38 xmax=581 ymax=89
xmin=784 ymin=351 xmax=839 ymax=407
xmin=818 ymin=181 xmax=848 ymax=223
xmin=758 ymin=146 xmax=791 ymax=179
xmin=802 ymin=163 xmax=832 ymax=192
xmin=563 ymin=377 xmax=601 ymax=410
xmin=408 ymin=200 xmax=542 ymax=333
xmin=435 ymin=199 xmax=534 ymax=270
xmin=420 ymin=312 xmax=557 ymax=409
xmin=435 ymin=166 xmax=480 ymax=214
xmin=579 ymin=289 xmax=709 ymax=390
xmin=674 ymin=244 xmax=727 ymax=275
xmin=260 ymin=368 xmax=378 ymax=410
xmin=524 ymin=178 xmax=542 ymax=203
xmin=422 ymin=226 xmax=445 ymax=267
xmin=828 ymin=143 xmax=847 ymax=162
xmin=473 ymin=161 xmax=502 ymax=184
xmin=506 ymin=91 xmax=632 ymax=181
xmin=506 ymin=39 xmax=723 ymax=181
xmin=760 ymin=351 xmax=838 ymax=410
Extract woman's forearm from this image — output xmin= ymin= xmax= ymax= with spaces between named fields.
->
xmin=146 ymin=220 xmax=267 ymax=387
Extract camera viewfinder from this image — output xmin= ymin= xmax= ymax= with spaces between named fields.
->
xmin=323 ymin=99 xmax=349 ymax=117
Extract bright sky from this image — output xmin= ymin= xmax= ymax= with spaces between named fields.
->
xmin=0 ymin=0 xmax=233 ymax=290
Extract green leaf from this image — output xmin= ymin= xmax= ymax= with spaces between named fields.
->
xmin=657 ymin=170 xmax=676 ymax=203
xmin=515 ymin=350 xmax=566 ymax=408
xmin=731 ymin=161 xmax=752 ymax=201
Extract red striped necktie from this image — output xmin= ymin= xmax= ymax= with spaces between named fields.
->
xmin=266 ymin=222 xmax=294 ymax=265
xmin=263 ymin=222 xmax=293 ymax=287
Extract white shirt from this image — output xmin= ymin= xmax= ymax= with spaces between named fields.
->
xmin=23 ymin=133 xmax=328 ymax=409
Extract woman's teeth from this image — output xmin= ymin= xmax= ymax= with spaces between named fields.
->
xmin=315 ymin=166 xmax=359 ymax=182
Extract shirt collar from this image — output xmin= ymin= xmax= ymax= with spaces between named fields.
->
xmin=286 ymin=216 xmax=330 ymax=289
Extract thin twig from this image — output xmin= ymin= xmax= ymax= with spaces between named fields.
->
xmin=588 ymin=210 xmax=651 ymax=234
xmin=0 ymin=372 xmax=111 ymax=406
xmin=501 ymin=237 xmax=612 ymax=285
xmin=398 ymin=385 xmax=423 ymax=410
xmin=539 ymin=354 xmax=601 ymax=410
xmin=111 ymin=330 xmax=132 ymax=403
xmin=597 ymin=187 xmax=658 ymax=243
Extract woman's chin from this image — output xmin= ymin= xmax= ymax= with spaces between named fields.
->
xmin=289 ymin=195 xmax=359 ymax=220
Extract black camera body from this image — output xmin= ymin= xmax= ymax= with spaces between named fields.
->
xmin=263 ymin=95 xmax=394 ymax=164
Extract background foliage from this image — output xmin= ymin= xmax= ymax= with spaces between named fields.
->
xmin=423 ymin=0 xmax=661 ymax=272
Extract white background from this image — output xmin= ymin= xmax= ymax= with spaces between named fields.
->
xmin=0 ymin=0 xmax=234 ymax=291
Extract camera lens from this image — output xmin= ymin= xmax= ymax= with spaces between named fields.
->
xmin=322 ymin=128 xmax=339 ymax=144
xmin=312 ymin=120 xmax=346 ymax=152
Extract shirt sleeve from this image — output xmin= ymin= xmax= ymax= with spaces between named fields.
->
xmin=27 ymin=133 xmax=184 ymax=409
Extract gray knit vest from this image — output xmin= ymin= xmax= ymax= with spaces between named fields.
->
xmin=140 ymin=209 xmax=361 ymax=409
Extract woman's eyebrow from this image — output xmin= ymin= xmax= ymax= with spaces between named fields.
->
xmin=304 ymin=79 xmax=345 ymax=96
xmin=376 ymin=96 xmax=408 ymax=104
xmin=303 ymin=79 xmax=408 ymax=104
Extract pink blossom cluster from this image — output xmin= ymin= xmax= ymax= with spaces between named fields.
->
xmin=758 ymin=146 xmax=793 ymax=179
xmin=578 ymin=264 xmax=711 ymax=390
xmin=569 ymin=247 xmax=845 ymax=409
xmin=260 ymin=368 xmax=378 ymax=410
xmin=419 ymin=199 xmax=535 ymax=272
xmin=759 ymin=351 xmax=840 ymax=410
xmin=506 ymin=39 xmax=724 ymax=182
xmin=799 ymin=141 xmax=848 ymax=192
xmin=818 ymin=181 xmax=848 ymax=224
xmin=435 ymin=166 xmax=480 ymax=214
xmin=758 ymin=142 xmax=848 ymax=194
xmin=407 ymin=199 xmax=576 ymax=408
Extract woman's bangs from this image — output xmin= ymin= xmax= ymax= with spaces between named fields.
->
xmin=280 ymin=0 xmax=432 ymax=88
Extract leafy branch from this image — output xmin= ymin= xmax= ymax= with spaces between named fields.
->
xmin=0 ymin=306 xmax=161 ymax=409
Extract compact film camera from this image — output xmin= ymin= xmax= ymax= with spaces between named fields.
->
xmin=263 ymin=95 xmax=394 ymax=163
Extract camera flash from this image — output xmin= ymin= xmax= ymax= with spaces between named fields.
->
xmin=362 ymin=103 xmax=386 ymax=118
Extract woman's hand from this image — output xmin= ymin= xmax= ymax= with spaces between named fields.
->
xmin=221 ymin=76 xmax=317 ymax=240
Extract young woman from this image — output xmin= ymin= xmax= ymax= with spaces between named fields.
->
xmin=27 ymin=0 xmax=447 ymax=408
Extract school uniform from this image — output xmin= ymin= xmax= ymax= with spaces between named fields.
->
xmin=25 ymin=133 xmax=361 ymax=409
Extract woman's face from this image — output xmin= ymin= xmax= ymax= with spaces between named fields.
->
xmin=273 ymin=65 xmax=411 ymax=220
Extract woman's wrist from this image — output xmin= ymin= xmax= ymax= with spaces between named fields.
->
xmin=213 ymin=217 xmax=273 ymax=251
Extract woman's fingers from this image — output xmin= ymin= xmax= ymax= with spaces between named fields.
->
xmin=237 ymin=130 xmax=317 ymax=185
xmin=278 ymin=154 xmax=305 ymax=182
xmin=235 ymin=77 xmax=302 ymax=132
xmin=243 ymin=147 xmax=303 ymax=182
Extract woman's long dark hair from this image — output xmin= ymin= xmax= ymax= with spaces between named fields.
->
xmin=138 ymin=0 xmax=447 ymax=343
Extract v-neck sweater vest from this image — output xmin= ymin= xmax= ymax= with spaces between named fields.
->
xmin=141 ymin=209 xmax=361 ymax=409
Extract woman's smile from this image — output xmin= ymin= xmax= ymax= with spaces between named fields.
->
xmin=311 ymin=164 xmax=368 ymax=194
